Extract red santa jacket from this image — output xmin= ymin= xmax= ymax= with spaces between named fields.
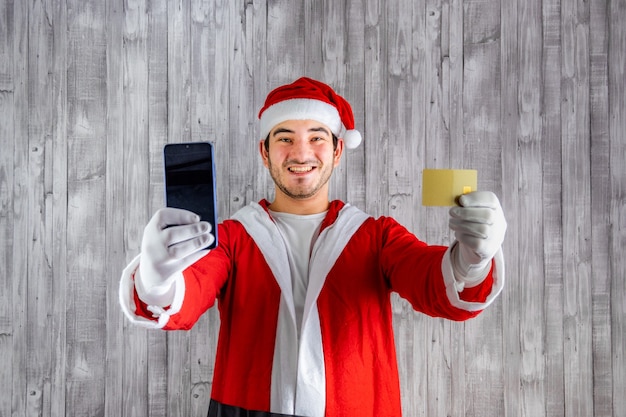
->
xmin=119 ymin=200 xmax=504 ymax=417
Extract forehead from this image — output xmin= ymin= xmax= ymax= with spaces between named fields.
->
xmin=270 ymin=119 xmax=332 ymax=134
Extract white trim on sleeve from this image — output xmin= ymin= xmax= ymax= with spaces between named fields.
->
xmin=441 ymin=247 xmax=505 ymax=312
xmin=118 ymin=254 xmax=186 ymax=329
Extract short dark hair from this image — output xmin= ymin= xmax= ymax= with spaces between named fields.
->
xmin=263 ymin=133 xmax=339 ymax=152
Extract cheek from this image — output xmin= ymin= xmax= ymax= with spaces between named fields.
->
xmin=264 ymin=150 xmax=283 ymax=170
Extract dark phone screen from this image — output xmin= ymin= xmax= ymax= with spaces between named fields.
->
xmin=164 ymin=142 xmax=217 ymax=248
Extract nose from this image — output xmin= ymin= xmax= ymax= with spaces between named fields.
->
xmin=289 ymin=136 xmax=313 ymax=161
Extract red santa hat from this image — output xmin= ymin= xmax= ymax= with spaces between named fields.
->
xmin=258 ymin=77 xmax=363 ymax=149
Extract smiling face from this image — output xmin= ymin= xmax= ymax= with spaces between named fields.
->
xmin=260 ymin=119 xmax=344 ymax=214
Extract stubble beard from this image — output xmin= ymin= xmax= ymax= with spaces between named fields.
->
xmin=268 ymin=157 xmax=334 ymax=200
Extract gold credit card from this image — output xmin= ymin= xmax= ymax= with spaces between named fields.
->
xmin=422 ymin=169 xmax=478 ymax=206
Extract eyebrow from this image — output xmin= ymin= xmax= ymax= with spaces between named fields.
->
xmin=271 ymin=126 xmax=331 ymax=137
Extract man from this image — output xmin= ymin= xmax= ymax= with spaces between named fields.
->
xmin=119 ymin=77 xmax=507 ymax=417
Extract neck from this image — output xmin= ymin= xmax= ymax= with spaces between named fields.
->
xmin=269 ymin=191 xmax=330 ymax=215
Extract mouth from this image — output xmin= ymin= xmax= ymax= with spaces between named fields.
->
xmin=287 ymin=165 xmax=315 ymax=173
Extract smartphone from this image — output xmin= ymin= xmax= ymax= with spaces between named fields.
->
xmin=164 ymin=142 xmax=218 ymax=249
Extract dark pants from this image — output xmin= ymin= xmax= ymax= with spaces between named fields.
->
xmin=208 ymin=399 xmax=308 ymax=417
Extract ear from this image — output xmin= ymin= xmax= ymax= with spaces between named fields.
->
xmin=259 ymin=139 xmax=270 ymax=168
xmin=333 ymin=138 xmax=345 ymax=167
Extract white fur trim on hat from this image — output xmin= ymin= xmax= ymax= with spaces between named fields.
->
xmin=259 ymin=98 xmax=343 ymax=140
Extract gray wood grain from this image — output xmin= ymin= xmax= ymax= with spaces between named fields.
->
xmin=0 ymin=0 xmax=624 ymax=415
xmin=608 ymin=1 xmax=626 ymax=415
xmin=0 ymin=2 xmax=16 ymax=417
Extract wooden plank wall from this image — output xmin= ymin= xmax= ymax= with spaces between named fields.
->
xmin=0 ymin=0 xmax=624 ymax=416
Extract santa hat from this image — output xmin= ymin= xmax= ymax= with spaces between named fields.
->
xmin=258 ymin=77 xmax=362 ymax=149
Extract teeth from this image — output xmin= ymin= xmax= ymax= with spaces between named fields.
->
xmin=289 ymin=166 xmax=313 ymax=173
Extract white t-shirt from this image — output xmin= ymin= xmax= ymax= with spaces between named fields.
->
xmin=269 ymin=210 xmax=326 ymax=337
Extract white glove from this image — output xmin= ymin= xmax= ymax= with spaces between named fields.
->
xmin=448 ymin=191 xmax=507 ymax=285
xmin=135 ymin=207 xmax=214 ymax=306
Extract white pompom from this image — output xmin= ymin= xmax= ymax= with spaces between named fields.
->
xmin=342 ymin=129 xmax=362 ymax=149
